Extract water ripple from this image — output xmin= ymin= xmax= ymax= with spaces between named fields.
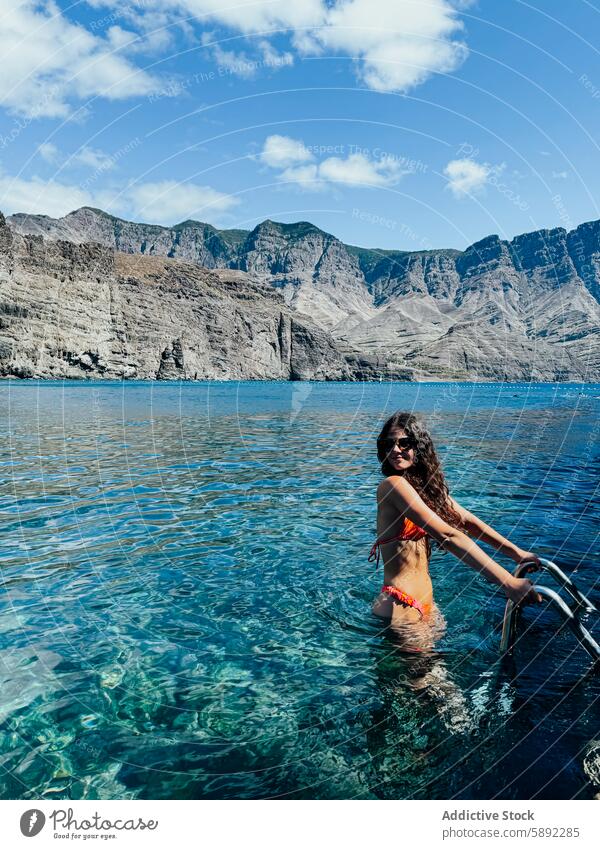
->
xmin=0 ymin=381 xmax=598 ymax=799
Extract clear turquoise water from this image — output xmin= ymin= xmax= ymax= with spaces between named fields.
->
xmin=0 ymin=380 xmax=598 ymax=800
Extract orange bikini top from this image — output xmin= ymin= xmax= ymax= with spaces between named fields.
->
xmin=368 ymin=518 xmax=427 ymax=566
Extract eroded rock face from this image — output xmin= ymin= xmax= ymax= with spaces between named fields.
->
xmin=0 ymin=220 xmax=357 ymax=381
xmin=237 ymin=220 xmax=374 ymax=330
xmin=6 ymin=206 xmax=600 ymax=380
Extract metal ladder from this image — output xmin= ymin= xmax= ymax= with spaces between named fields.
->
xmin=500 ymin=558 xmax=600 ymax=663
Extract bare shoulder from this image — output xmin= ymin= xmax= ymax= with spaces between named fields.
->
xmin=377 ymin=475 xmax=417 ymax=503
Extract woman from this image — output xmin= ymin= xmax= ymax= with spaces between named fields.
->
xmin=370 ymin=412 xmax=541 ymax=630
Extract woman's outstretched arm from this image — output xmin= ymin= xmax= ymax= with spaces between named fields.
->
xmin=378 ymin=477 xmax=541 ymax=605
xmin=448 ymin=497 xmax=540 ymax=568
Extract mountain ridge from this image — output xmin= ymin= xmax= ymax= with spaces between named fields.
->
xmin=10 ymin=205 xmax=600 ymax=306
xmin=4 ymin=206 xmax=600 ymax=381
xmin=9 ymin=203 xmax=598 ymax=265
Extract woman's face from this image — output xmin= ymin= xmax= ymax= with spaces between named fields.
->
xmin=383 ymin=427 xmax=417 ymax=472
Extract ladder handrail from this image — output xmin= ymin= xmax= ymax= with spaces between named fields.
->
xmin=518 ymin=558 xmax=597 ymax=613
xmin=500 ymin=559 xmax=599 ymax=663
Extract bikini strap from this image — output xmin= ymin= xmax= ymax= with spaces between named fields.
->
xmin=381 ymin=584 xmax=425 ymax=620
xmin=368 ymin=541 xmax=381 ymax=566
xmin=368 ymin=533 xmax=403 ymax=566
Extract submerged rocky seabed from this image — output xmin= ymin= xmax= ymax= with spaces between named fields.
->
xmin=0 ymin=381 xmax=598 ymax=799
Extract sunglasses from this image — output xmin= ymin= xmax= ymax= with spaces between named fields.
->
xmin=381 ymin=436 xmax=417 ymax=452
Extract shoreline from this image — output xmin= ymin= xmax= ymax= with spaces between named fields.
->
xmin=1 ymin=376 xmax=598 ymax=386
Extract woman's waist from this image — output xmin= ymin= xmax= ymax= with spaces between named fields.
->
xmin=382 ymin=569 xmax=433 ymax=599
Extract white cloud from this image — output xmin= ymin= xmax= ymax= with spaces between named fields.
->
xmin=201 ymin=35 xmax=293 ymax=79
xmin=0 ymin=173 xmax=95 ymax=218
xmin=6 ymin=0 xmax=463 ymax=123
xmin=552 ymin=170 xmax=568 ymax=180
xmin=106 ymin=26 xmax=139 ymax=51
xmin=279 ymin=164 xmax=320 ymax=189
xmin=173 ymin=0 xmax=326 ymax=33
xmin=72 ymin=147 xmax=116 ymax=171
xmin=38 ymin=142 xmax=59 ymax=163
xmin=260 ymin=134 xmax=408 ymax=189
xmin=86 ymin=0 xmax=326 ymax=34
xmin=313 ymin=0 xmax=469 ymax=92
xmin=35 ymin=143 xmax=116 ymax=171
xmin=0 ymin=1 xmax=160 ymax=118
xmin=444 ymin=158 xmax=490 ymax=197
xmin=319 ymin=153 xmax=405 ymax=187
xmin=86 ymin=0 xmax=469 ymax=94
xmin=260 ymin=134 xmax=313 ymax=168
xmin=122 ymin=180 xmax=239 ymax=223
xmin=105 ymin=24 xmax=175 ymax=55
xmin=0 ymin=172 xmax=238 ymax=225
xmin=207 ymin=44 xmax=260 ymax=79
xmin=257 ymin=40 xmax=294 ymax=70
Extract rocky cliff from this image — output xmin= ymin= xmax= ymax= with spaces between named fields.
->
xmin=0 ymin=213 xmax=377 ymax=381
xmin=6 ymin=207 xmax=600 ymax=380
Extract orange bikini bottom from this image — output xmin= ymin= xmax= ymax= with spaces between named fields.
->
xmin=381 ymin=585 xmax=431 ymax=620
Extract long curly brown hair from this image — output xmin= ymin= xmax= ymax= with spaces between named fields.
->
xmin=376 ymin=411 xmax=463 ymax=531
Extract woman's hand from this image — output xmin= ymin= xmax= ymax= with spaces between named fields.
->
xmin=514 ymin=549 xmax=542 ymax=571
xmin=505 ymin=577 xmax=542 ymax=606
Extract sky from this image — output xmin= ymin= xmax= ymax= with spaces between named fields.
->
xmin=1 ymin=0 xmax=600 ymax=250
